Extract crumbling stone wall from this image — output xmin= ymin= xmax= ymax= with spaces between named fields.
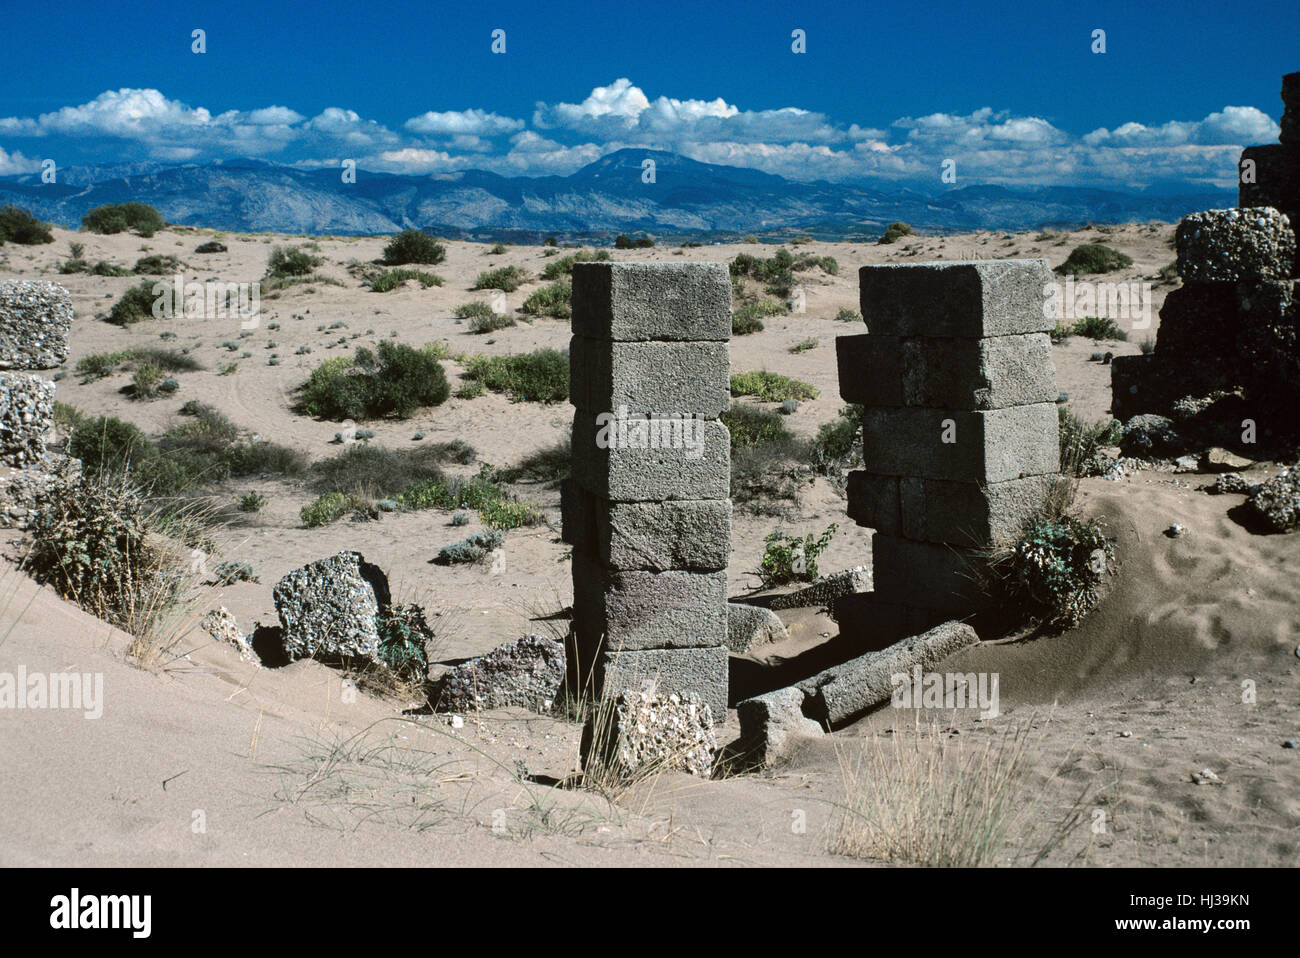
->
xmin=562 ymin=262 xmax=732 ymax=722
xmin=834 ymin=260 xmax=1061 ymax=645
xmin=0 ymin=281 xmax=71 ymax=468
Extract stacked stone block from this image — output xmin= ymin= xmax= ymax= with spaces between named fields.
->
xmin=835 ymin=260 xmax=1060 ymax=646
xmin=562 ymin=262 xmax=731 ymax=722
xmin=0 ymin=281 xmax=72 ymax=467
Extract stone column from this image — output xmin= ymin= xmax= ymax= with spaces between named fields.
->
xmin=0 ymin=281 xmax=72 ymax=467
xmin=835 ymin=260 xmax=1060 ymax=646
xmin=1239 ymin=72 xmax=1300 ymax=272
xmin=562 ymin=262 xmax=732 ymax=722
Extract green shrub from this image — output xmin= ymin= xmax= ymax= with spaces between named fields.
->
xmin=467 ymin=310 xmax=515 ymax=333
xmin=267 ymin=245 xmax=321 ymax=278
xmin=68 ymin=415 xmax=154 ymax=474
xmin=382 ymin=229 xmax=445 ymax=266
xmin=877 ymin=222 xmax=912 ymax=244
xmin=730 ymin=371 xmax=819 ymax=402
xmin=108 ymin=281 xmax=164 ymax=326
xmin=88 ymin=260 xmax=132 ymax=276
xmin=77 ymin=348 xmax=200 ymax=382
xmin=721 ymin=405 xmax=791 ymax=450
xmin=296 ymin=342 xmax=451 ymax=420
xmin=131 ymin=363 xmax=166 ymax=400
xmin=479 ymin=498 xmax=543 ymax=530
xmin=1059 ymin=407 xmax=1121 ymax=477
xmin=0 ymin=205 xmax=54 ymax=245
xmin=369 ymin=268 xmax=444 ymax=292
xmin=454 ymin=302 xmax=497 ymax=322
xmin=789 ymin=338 xmax=818 ymax=354
xmin=434 ymin=529 xmax=504 ymax=565
xmin=1071 ymin=315 xmax=1127 ymax=341
xmin=195 ymin=241 xmax=227 ymax=254
xmin=376 ymin=605 xmax=433 ymax=682
xmin=996 ymin=516 xmax=1114 ymax=628
xmin=732 ymin=298 xmax=785 ymax=335
xmin=1050 ymin=321 xmax=1073 ymax=344
xmin=520 ymin=281 xmax=571 ymax=318
xmin=759 ymin=523 xmax=838 ymax=586
xmin=834 ymin=308 xmax=861 ymax=323
xmin=133 ymin=254 xmax=183 ymax=275
xmin=462 ymin=348 xmax=568 ymax=403
xmin=301 ymin=491 xmax=366 ymax=527
xmin=473 ymin=266 xmax=529 ymax=292
xmin=238 ymin=492 xmax=267 ymax=513
xmin=309 ymin=441 xmax=475 ymax=500
xmin=614 ymin=234 xmax=653 ymax=249
xmin=731 ymin=249 xmax=795 ymax=297
xmin=213 ymin=560 xmax=257 ymax=584
xmin=82 ymin=203 xmax=164 ymax=237
xmin=1054 ymin=244 xmax=1133 ymax=276
xmin=812 ymin=404 xmax=863 ymax=466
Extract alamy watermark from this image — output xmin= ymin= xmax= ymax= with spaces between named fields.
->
xmin=0 ymin=666 xmax=103 ymax=719
xmin=150 ymin=272 xmax=260 ymax=329
xmin=594 ymin=406 xmax=705 ymax=460
xmin=1043 ymin=278 xmax=1152 ymax=330
xmin=891 ymin=666 xmax=999 ymax=719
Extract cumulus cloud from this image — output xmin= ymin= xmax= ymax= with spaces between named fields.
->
xmin=0 ymin=146 xmax=42 ymax=175
xmin=405 ymin=108 xmax=524 ymax=137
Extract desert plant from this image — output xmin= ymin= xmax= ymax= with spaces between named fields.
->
xmin=301 ymin=491 xmax=367 ymax=528
xmin=375 ymin=605 xmax=433 ymax=682
xmin=467 ymin=310 xmax=515 ymax=334
xmin=267 ymin=245 xmax=321 ymax=278
xmin=133 ymin=254 xmax=183 ymax=275
xmin=1054 ymin=244 xmax=1133 ymax=276
xmin=1058 ymin=406 xmax=1121 ymax=477
xmin=730 ymin=371 xmax=819 ymax=402
xmin=473 ymin=265 xmax=529 ymax=292
xmin=993 ymin=516 xmax=1114 ymax=629
xmin=759 ymin=523 xmax=837 ymax=586
xmin=296 ymin=342 xmax=451 ymax=421
xmin=462 ymin=348 xmax=568 ymax=403
xmin=520 ymin=281 xmax=571 ymax=318
xmin=789 ymin=338 xmax=818 ymax=354
xmin=238 ymin=491 xmax=267 ymax=513
xmin=82 ymin=203 xmax=164 ymax=237
xmin=834 ymin=308 xmax=862 ymax=323
xmin=877 ymin=221 xmax=912 ymax=244
xmin=812 ymin=404 xmax=863 ymax=467
xmin=131 ymin=364 xmax=166 ymax=400
xmin=1070 ymin=315 xmax=1127 ymax=341
xmin=433 ymin=529 xmax=505 ymax=565
xmin=368 ymin=268 xmax=444 ymax=292
xmin=721 ymin=405 xmax=791 ymax=450
xmin=107 ymin=282 xmax=164 ymax=326
xmin=540 ymin=249 xmax=610 ymax=281
xmin=0 ymin=205 xmax=54 ymax=245
xmin=382 ymin=230 xmax=445 ymax=266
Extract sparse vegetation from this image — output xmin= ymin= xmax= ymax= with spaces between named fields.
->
xmin=877 ymin=221 xmax=913 ymax=244
xmin=76 ymin=347 xmax=200 ymax=382
xmin=267 ymin=245 xmax=322 ymax=278
xmin=133 ymin=254 xmax=183 ymax=275
xmin=520 ymin=281 xmax=571 ymax=319
xmin=992 ymin=515 xmax=1114 ymax=629
xmin=382 ymin=230 xmax=446 ymax=266
xmin=473 ymin=265 xmax=529 ymax=292
xmin=82 ymin=203 xmax=165 ymax=237
xmin=1054 ymin=244 xmax=1133 ymax=276
xmin=732 ymin=299 xmax=784 ymax=335
xmin=368 ymin=268 xmax=444 ymax=292
xmin=1070 ymin=315 xmax=1127 ymax=341
xmin=295 ymin=342 xmax=451 ymax=421
xmin=461 ymin=348 xmax=568 ymax=403
xmin=540 ymin=250 xmax=610 ymax=281
xmin=730 ymin=371 xmax=819 ymax=403
xmin=0 ymin=205 xmax=54 ymax=245
xmin=107 ymin=282 xmax=164 ymax=326
xmin=759 ymin=523 xmax=838 ymax=586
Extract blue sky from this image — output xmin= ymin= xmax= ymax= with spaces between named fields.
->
xmin=0 ymin=0 xmax=1295 ymax=189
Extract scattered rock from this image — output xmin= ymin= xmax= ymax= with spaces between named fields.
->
xmin=0 ymin=454 xmax=81 ymax=529
xmin=0 ymin=281 xmax=73 ymax=370
xmin=1283 ymin=739 xmax=1296 ymax=749
xmin=1192 ymin=767 xmax=1220 ymax=785
xmin=1210 ymin=472 xmax=1255 ymax=495
xmin=1202 ymin=447 xmax=1253 ymax=472
xmin=273 ymin=551 xmax=391 ymax=663
xmin=200 ymin=607 xmax=258 ymax=663
xmin=1244 ymin=461 xmax=1300 ymax=532
xmin=736 ymin=687 xmax=824 ymax=768
xmin=1165 ymin=523 xmax=1187 ymax=538
xmin=433 ymin=633 xmax=564 ymax=713
xmin=586 ymin=682 xmax=717 ymax=778
xmin=194 ymin=241 xmax=228 ymax=254
xmin=726 ymin=602 xmax=790 ymax=654
xmin=1120 ymin=414 xmax=1185 ymax=458
xmin=1173 ymin=455 xmax=1198 ymax=472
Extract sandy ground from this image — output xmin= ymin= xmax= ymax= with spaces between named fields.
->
xmin=0 ymin=223 xmax=1296 ymax=866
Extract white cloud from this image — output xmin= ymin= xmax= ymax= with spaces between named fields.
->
xmin=0 ymin=146 xmax=42 ymax=175
xmin=405 ymin=108 xmax=523 ymax=136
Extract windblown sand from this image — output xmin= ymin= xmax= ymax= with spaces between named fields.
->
xmin=0 ymin=223 xmax=1295 ymax=866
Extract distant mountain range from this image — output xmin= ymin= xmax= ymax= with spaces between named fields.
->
xmin=0 ymin=149 xmax=1236 ymax=240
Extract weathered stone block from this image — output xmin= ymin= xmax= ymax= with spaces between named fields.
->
xmin=569 ymin=335 xmax=730 ymax=417
xmin=735 ymin=687 xmax=823 ymax=767
xmin=1237 ymin=278 xmax=1300 ymax=394
xmin=559 ymin=476 xmax=587 ymax=548
xmin=797 ymin=620 xmax=979 ymax=726
xmin=870 ymin=534 xmax=989 ymax=615
xmin=572 ymin=262 xmax=731 ymax=341
xmin=273 ymin=551 xmax=391 ymax=662
xmin=859 ymin=260 xmax=1054 ymax=338
xmin=836 ymin=333 xmax=904 ymax=406
xmin=1155 ymin=283 xmax=1239 ymax=359
xmin=0 ymin=281 xmax=73 ymax=370
xmin=769 ymin=566 xmax=872 ymax=611
xmin=596 ymin=645 xmax=728 ymax=724
xmin=571 ymin=555 xmax=728 ymax=651
xmin=0 ymin=372 xmax=54 ymax=467
xmin=1238 ymin=145 xmax=1300 ymax=225
xmin=1175 ymin=207 xmax=1295 ymax=283
xmin=860 ymin=403 xmax=1059 ymax=483
xmin=585 ymin=686 xmax=718 ymax=776
xmin=1281 ymin=71 xmax=1300 ymax=146
xmin=571 ymin=408 xmax=729 ymax=501
xmin=597 ymin=497 xmax=730 ymax=571
xmin=900 ymin=333 xmax=1056 ymax=409
xmin=846 ymin=470 xmax=902 ymax=534
xmin=726 ymin=602 xmax=789 ymax=654
xmin=899 ymin=474 xmax=1061 ymax=548
xmin=434 ymin=634 xmax=565 ymax=713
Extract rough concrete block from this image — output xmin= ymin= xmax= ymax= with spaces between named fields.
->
xmin=831 ymin=592 xmax=943 ymax=652
xmin=597 ymin=497 xmax=731 ymax=571
xmin=559 ymin=477 xmax=588 ymax=548
xmin=0 ymin=372 xmax=54 ymax=467
xmin=571 ymin=555 xmax=728 ymax=650
xmin=726 ymin=602 xmax=790 ymax=654
xmin=860 ymin=403 xmax=1060 ymax=483
xmin=570 ymin=335 xmax=730 ymax=418
xmin=586 ymin=686 xmax=718 ymax=776
xmin=769 ymin=566 xmax=872 ymax=611
xmin=735 ymin=687 xmax=824 ymax=767
xmin=1281 ymin=72 xmax=1300 ymax=146
xmin=1239 ymin=145 xmax=1300 ymax=229
xmin=572 ymin=262 xmax=731 ymax=341
xmin=899 ymin=474 xmax=1061 ymax=548
xmin=273 ymin=551 xmax=390 ymax=663
xmin=1176 ymin=208 xmax=1295 ymax=283
xmin=1155 ymin=283 xmax=1240 ymax=359
xmin=1237 ymin=278 xmax=1300 ymax=393
xmin=571 ymin=408 xmax=730 ymax=501
xmin=836 ymin=333 xmax=904 ymax=406
xmin=900 ymin=333 xmax=1057 ymax=410
xmin=596 ymin=646 xmax=728 ymax=724
xmin=796 ymin=621 xmax=979 ymax=726
xmin=859 ymin=260 xmax=1055 ymax=338
xmin=870 ymin=534 xmax=989 ymax=615
xmin=846 ymin=470 xmax=902 ymax=534
xmin=0 ymin=281 xmax=73 ymax=370
xmin=1110 ymin=354 xmax=1192 ymax=421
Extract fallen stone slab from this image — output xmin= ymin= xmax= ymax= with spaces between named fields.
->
xmin=726 ymin=602 xmax=790 ymax=654
xmin=0 ymin=372 xmax=55 ymax=467
xmin=584 ymin=684 xmax=718 ymax=778
xmin=1175 ymin=207 xmax=1295 ymax=283
xmin=433 ymin=633 xmax=565 ymax=713
xmin=735 ymin=686 xmax=824 ymax=768
xmin=273 ymin=551 xmax=391 ymax=662
xmin=795 ymin=621 xmax=979 ymax=726
xmin=769 ymin=566 xmax=872 ymax=611
xmin=0 ymin=281 xmax=73 ymax=370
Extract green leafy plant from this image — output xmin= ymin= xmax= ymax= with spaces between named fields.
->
xmin=107 ymin=282 xmax=164 ymax=326
xmin=461 ymin=348 xmax=568 ymax=403
xmin=82 ymin=203 xmax=164 ymax=237
xmin=296 ymin=342 xmax=450 ymax=420
xmin=1054 ymin=244 xmax=1133 ymax=276
xmin=473 ymin=266 xmax=529 ymax=292
xmin=382 ymin=230 xmax=445 ymax=266
xmin=995 ymin=516 xmax=1114 ymax=629
xmin=267 ymin=245 xmax=321 ymax=278
xmin=877 ymin=222 xmax=912 ymax=244
xmin=760 ymin=523 xmax=838 ymax=586
xmin=730 ymin=371 xmax=819 ymax=402
xmin=1070 ymin=315 xmax=1128 ymax=341
xmin=375 ymin=604 xmax=433 ymax=682
xmin=369 ymin=268 xmax=444 ymax=292
xmin=0 ymin=205 xmax=54 ymax=244
xmin=520 ymin=281 xmax=572 ymax=318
